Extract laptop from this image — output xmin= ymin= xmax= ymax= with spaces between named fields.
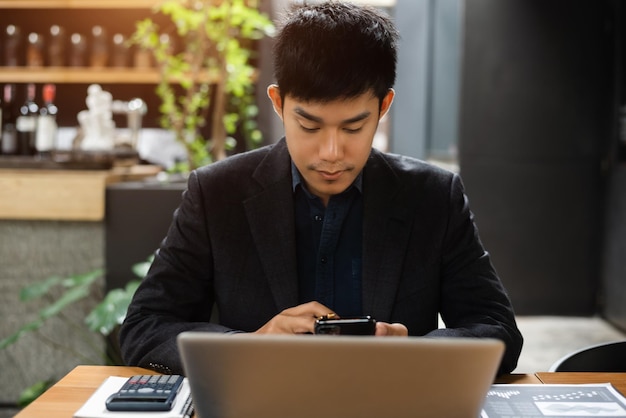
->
xmin=177 ymin=332 xmax=504 ymax=418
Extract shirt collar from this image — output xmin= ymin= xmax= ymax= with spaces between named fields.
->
xmin=291 ymin=160 xmax=363 ymax=195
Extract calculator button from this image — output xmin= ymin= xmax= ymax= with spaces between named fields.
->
xmin=138 ymin=387 xmax=155 ymax=393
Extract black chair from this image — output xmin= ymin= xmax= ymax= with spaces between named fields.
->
xmin=549 ymin=340 xmax=626 ymax=372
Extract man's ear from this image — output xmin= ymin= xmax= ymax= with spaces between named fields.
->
xmin=267 ymin=84 xmax=283 ymax=120
xmin=379 ymin=89 xmax=395 ymax=120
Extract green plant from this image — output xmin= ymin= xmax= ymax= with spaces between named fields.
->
xmin=0 ymin=258 xmax=152 ymax=406
xmin=130 ymin=0 xmax=275 ymax=172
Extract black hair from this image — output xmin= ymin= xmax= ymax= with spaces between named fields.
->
xmin=272 ymin=1 xmax=399 ymax=104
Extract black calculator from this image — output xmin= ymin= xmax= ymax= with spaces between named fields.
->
xmin=105 ymin=374 xmax=184 ymax=411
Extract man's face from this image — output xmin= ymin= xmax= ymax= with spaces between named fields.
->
xmin=268 ymin=86 xmax=394 ymax=206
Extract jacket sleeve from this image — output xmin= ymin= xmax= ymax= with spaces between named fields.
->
xmin=425 ymin=173 xmax=523 ymax=375
xmin=119 ymin=170 xmax=233 ymax=375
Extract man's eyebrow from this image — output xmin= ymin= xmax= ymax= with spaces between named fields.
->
xmin=294 ymin=107 xmax=323 ymax=123
xmin=343 ymin=111 xmax=372 ymax=124
xmin=293 ymin=106 xmax=372 ymax=124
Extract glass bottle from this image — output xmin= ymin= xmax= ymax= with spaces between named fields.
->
xmin=16 ymin=83 xmax=39 ymax=156
xmin=48 ymin=25 xmax=66 ymax=67
xmin=160 ymin=33 xmax=176 ymax=55
xmin=36 ymin=84 xmax=58 ymax=157
xmin=133 ymin=48 xmax=152 ymax=68
xmin=112 ymin=33 xmax=128 ymax=68
xmin=133 ymin=33 xmax=153 ymax=69
xmin=69 ymin=33 xmax=87 ymax=67
xmin=1 ymin=84 xmax=17 ymax=155
xmin=90 ymin=25 xmax=109 ymax=68
xmin=26 ymin=33 xmax=45 ymax=67
xmin=4 ymin=25 xmax=22 ymax=66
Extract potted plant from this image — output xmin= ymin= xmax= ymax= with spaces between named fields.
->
xmin=131 ymin=0 xmax=275 ymax=172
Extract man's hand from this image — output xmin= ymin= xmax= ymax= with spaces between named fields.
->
xmin=254 ymin=301 xmax=335 ymax=335
xmin=254 ymin=301 xmax=407 ymax=336
xmin=375 ymin=322 xmax=408 ymax=336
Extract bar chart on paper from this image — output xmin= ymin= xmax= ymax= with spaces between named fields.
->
xmin=482 ymin=384 xmax=626 ymax=417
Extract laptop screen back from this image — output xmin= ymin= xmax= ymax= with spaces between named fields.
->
xmin=178 ymin=333 xmax=504 ymax=418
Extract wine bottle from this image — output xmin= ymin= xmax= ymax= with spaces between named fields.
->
xmin=36 ymin=84 xmax=58 ymax=157
xmin=16 ymin=83 xmax=38 ymax=156
xmin=1 ymin=84 xmax=17 ymax=156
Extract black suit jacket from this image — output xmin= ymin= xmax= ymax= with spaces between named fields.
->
xmin=120 ymin=138 xmax=523 ymax=375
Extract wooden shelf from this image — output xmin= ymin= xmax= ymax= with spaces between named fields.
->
xmin=0 ymin=67 xmax=161 ymax=84
xmin=0 ymin=66 xmax=245 ymax=84
xmin=0 ymin=0 xmax=156 ymax=9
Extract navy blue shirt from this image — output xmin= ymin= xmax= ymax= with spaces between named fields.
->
xmin=292 ymin=163 xmax=364 ymax=316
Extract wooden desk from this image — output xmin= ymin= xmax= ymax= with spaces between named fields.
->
xmin=14 ymin=366 xmax=156 ymax=418
xmin=12 ymin=366 xmax=626 ymax=418
xmin=537 ymin=372 xmax=626 ymax=395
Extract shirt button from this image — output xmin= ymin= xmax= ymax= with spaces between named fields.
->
xmin=314 ymin=215 xmax=323 ymax=222
xmin=320 ymin=256 xmax=327 ymax=264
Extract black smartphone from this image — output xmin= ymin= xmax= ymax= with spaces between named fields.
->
xmin=314 ymin=315 xmax=376 ymax=335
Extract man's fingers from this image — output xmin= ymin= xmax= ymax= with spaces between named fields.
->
xmin=255 ymin=301 xmax=337 ymax=334
xmin=375 ymin=322 xmax=408 ymax=337
xmin=281 ymin=301 xmax=336 ymax=320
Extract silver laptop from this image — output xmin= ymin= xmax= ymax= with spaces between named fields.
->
xmin=177 ymin=332 xmax=504 ymax=418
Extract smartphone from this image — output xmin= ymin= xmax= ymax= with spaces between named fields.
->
xmin=314 ymin=315 xmax=376 ymax=335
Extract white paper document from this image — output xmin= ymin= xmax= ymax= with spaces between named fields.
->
xmin=482 ymin=383 xmax=626 ymax=417
xmin=73 ymin=376 xmax=193 ymax=418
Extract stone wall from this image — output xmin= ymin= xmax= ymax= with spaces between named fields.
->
xmin=0 ymin=221 xmax=105 ymax=405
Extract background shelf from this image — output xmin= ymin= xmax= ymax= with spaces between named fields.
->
xmin=0 ymin=0 xmax=156 ymax=9
xmin=0 ymin=67 xmax=160 ymax=84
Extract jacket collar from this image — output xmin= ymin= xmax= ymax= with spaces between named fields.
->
xmin=245 ymin=140 xmax=411 ymax=319
xmin=361 ymin=149 xmax=412 ymax=321
xmin=244 ymin=139 xmax=299 ymax=311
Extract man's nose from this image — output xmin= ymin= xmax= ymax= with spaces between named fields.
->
xmin=319 ymin=130 xmax=343 ymax=162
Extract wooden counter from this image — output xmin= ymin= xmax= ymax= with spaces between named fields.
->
xmin=0 ymin=165 xmax=161 ymax=221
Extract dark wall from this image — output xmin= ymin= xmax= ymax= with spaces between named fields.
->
xmin=602 ymin=166 xmax=626 ymax=330
xmin=459 ymin=1 xmax=616 ymax=315
xmin=105 ymin=181 xmax=186 ymax=291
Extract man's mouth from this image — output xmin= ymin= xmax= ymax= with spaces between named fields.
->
xmin=318 ymin=170 xmax=344 ymax=181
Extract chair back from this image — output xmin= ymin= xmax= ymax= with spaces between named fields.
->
xmin=549 ymin=340 xmax=626 ymax=372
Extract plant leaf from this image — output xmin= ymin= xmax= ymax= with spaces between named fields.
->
xmin=20 ymin=276 xmax=62 ymax=301
xmin=0 ymin=319 xmax=44 ymax=349
xmin=61 ymin=268 xmax=103 ymax=288
xmin=131 ymin=256 xmax=154 ymax=278
xmin=85 ymin=280 xmax=141 ymax=336
xmin=17 ymin=379 xmax=54 ymax=407
xmin=39 ymin=284 xmax=92 ymax=320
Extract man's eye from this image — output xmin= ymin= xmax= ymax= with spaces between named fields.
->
xmin=300 ymin=125 xmax=319 ymax=132
xmin=344 ymin=127 xmax=363 ymax=134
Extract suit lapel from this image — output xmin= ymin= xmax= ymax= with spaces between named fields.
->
xmin=362 ymin=150 xmax=414 ymax=321
xmin=244 ymin=139 xmax=300 ymax=310
xmin=242 ymin=142 xmax=414 ymax=317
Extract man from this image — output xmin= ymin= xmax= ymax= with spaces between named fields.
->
xmin=120 ymin=1 xmax=523 ymax=376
